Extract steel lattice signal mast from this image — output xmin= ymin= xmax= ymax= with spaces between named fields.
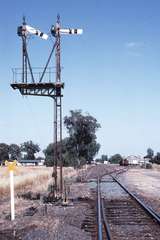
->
xmin=50 ymin=15 xmax=83 ymax=195
xmin=11 ymin=15 xmax=83 ymax=196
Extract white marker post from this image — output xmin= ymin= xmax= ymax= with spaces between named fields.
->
xmin=5 ymin=160 xmax=17 ymax=221
xmin=10 ymin=170 xmax=15 ymax=221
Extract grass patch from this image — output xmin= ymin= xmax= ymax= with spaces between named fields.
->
xmin=0 ymin=166 xmax=77 ymax=198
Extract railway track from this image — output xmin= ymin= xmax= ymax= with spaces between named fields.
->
xmin=81 ymin=167 xmax=128 ymax=239
xmin=82 ymin=167 xmax=160 ymax=240
xmin=98 ymin=175 xmax=160 ymax=240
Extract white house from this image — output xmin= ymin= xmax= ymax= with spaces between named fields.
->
xmin=126 ymin=155 xmax=142 ymax=165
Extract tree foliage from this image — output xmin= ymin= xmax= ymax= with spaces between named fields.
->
xmin=95 ymin=155 xmax=108 ymax=164
xmin=101 ymin=155 xmax=108 ymax=163
xmin=109 ymin=154 xmax=123 ymax=164
xmin=0 ymin=143 xmax=9 ymax=164
xmin=21 ymin=141 xmax=40 ymax=160
xmin=9 ymin=144 xmax=21 ymax=160
xmin=145 ymin=148 xmax=154 ymax=161
xmin=44 ymin=138 xmax=73 ymax=167
xmin=153 ymin=152 xmax=160 ymax=164
xmin=0 ymin=141 xmax=42 ymax=163
xmin=43 ymin=143 xmax=53 ymax=166
xmin=64 ymin=110 xmax=101 ymax=166
xmin=44 ymin=110 xmax=101 ymax=167
xmin=147 ymin=148 xmax=154 ymax=157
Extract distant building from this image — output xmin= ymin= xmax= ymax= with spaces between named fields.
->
xmin=19 ymin=159 xmax=44 ymax=166
xmin=139 ymin=157 xmax=150 ymax=167
xmin=104 ymin=160 xmax=109 ymax=165
xmin=126 ymin=155 xmax=142 ymax=165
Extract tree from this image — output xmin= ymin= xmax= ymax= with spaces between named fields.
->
xmin=86 ymin=141 xmax=101 ymax=164
xmin=64 ymin=110 xmax=101 ymax=166
xmin=0 ymin=143 xmax=9 ymax=164
xmin=9 ymin=144 xmax=21 ymax=160
xmin=62 ymin=137 xmax=77 ymax=167
xmin=43 ymin=143 xmax=53 ymax=166
xmin=44 ymin=138 xmax=74 ymax=167
xmin=153 ymin=152 xmax=160 ymax=165
xmin=101 ymin=155 xmax=108 ymax=163
xmin=145 ymin=148 xmax=154 ymax=162
xmin=95 ymin=158 xmax=101 ymax=163
xmin=109 ymin=154 xmax=123 ymax=164
xmin=95 ymin=155 xmax=108 ymax=164
xmin=21 ymin=141 xmax=40 ymax=160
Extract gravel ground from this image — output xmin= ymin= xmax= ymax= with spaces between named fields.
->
xmin=0 ymin=164 xmax=119 ymax=240
xmin=101 ymin=175 xmax=128 ymax=200
xmin=1 ymin=164 xmax=159 ymax=239
xmin=0 ymin=167 xmax=94 ymax=240
xmin=0 ymin=199 xmax=92 ymax=240
xmin=117 ymin=166 xmax=160 ymax=214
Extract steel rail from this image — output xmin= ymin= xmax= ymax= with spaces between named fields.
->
xmin=96 ymin=168 xmax=128 ymax=240
xmin=101 ymin=198 xmax=112 ymax=240
xmin=97 ymin=177 xmax=103 ymax=240
xmin=100 ymin=166 xmax=129 ymax=180
xmin=97 ymin=177 xmax=112 ymax=240
xmin=149 ymin=207 xmax=160 ymax=219
xmin=111 ymin=175 xmax=160 ymax=225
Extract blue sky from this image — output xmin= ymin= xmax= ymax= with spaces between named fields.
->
xmin=1 ymin=0 xmax=160 ymax=157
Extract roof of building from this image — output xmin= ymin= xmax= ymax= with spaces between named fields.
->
xmin=19 ymin=159 xmax=42 ymax=163
xmin=126 ymin=155 xmax=142 ymax=161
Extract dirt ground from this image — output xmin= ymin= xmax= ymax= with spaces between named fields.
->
xmin=118 ymin=165 xmax=160 ymax=214
xmin=0 ymin=164 xmax=160 ymax=239
xmin=0 ymin=166 xmax=92 ymax=240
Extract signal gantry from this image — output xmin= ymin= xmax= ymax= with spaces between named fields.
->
xmin=11 ymin=15 xmax=83 ymax=196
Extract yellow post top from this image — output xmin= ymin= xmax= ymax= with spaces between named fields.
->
xmin=5 ymin=160 xmax=17 ymax=172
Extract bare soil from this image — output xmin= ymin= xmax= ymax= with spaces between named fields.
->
xmin=0 ymin=164 xmax=159 ymax=239
xmin=118 ymin=166 xmax=160 ymax=214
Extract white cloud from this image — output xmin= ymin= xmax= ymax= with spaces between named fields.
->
xmin=125 ymin=41 xmax=144 ymax=49
xmin=126 ymin=42 xmax=137 ymax=48
xmin=125 ymin=41 xmax=144 ymax=56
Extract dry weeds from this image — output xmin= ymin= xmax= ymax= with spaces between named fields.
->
xmin=0 ymin=166 xmax=76 ymax=198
